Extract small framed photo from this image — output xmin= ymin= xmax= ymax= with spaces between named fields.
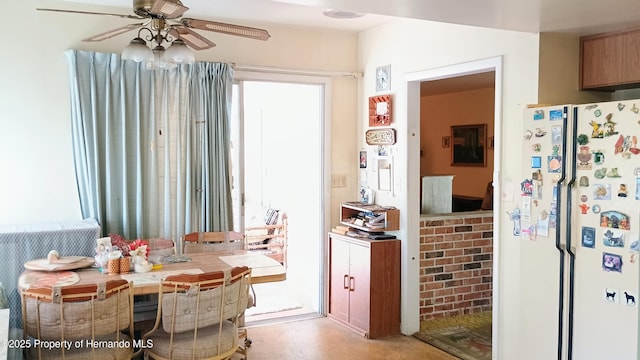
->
xmin=602 ymin=252 xmax=623 ymax=273
xmin=442 ymin=136 xmax=450 ymax=148
xmin=359 ymin=151 xmax=367 ymax=168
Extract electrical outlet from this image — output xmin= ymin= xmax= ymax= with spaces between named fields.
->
xmin=331 ymin=174 xmax=348 ymax=188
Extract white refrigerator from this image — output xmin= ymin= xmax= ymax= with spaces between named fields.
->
xmin=517 ymin=100 xmax=639 ymax=359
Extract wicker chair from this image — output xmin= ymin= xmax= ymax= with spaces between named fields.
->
xmin=20 ymin=279 xmax=136 ymax=360
xmin=182 ymin=231 xmax=246 ymax=254
xmin=143 ymin=267 xmax=251 ymax=360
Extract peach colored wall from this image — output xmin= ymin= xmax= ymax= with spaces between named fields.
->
xmin=420 ymin=87 xmax=495 ymax=198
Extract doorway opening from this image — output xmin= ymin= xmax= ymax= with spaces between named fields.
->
xmin=230 ymin=77 xmax=327 ymax=324
xmin=405 ymin=57 xmax=502 ymax=355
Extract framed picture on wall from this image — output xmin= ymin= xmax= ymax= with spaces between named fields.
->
xmin=451 ymin=124 xmax=487 ymax=167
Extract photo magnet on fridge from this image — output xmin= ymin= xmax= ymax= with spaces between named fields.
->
xmin=602 ymin=252 xmax=623 ymax=273
xmin=582 ymin=226 xmax=595 ymax=248
xmin=549 ymin=109 xmax=563 ymax=121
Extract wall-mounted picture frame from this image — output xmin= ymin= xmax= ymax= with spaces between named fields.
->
xmin=368 ymin=95 xmax=392 ymax=127
xmin=377 ymin=156 xmax=393 ymax=193
xmin=442 ymin=136 xmax=450 ymax=148
xmin=359 ymin=150 xmax=367 ymax=168
xmin=366 ymin=128 xmax=396 ymax=145
xmin=451 ymin=124 xmax=487 ymax=167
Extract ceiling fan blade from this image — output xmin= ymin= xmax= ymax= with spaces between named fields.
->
xmin=173 ymin=27 xmax=216 ymax=50
xmin=181 ymin=18 xmax=271 ymax=41
xmin=150 ymin=0 xmax=189 ymax=19
xmin=37 ymin=8 xmax=143 ymax=20
xmin=83 ymin=24 xmax=143 ymax=42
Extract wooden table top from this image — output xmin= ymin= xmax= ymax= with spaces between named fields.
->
xmin=20 ymin=250 xmax=286 ymax=296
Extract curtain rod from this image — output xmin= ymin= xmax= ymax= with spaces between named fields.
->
xmin=231 ymin=63 xmax=362 ymax=78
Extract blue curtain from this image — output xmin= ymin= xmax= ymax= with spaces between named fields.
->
xmin=65 ymin=50 xmax=233 ymax=243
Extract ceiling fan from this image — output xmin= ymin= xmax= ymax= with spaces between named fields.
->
xmin=37 ymin=0 xmax=271 ymax=51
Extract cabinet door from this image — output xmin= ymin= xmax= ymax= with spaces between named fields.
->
xmin=329 ymin=237 xmax=350 ymax=323
xmin=347 ymin=242 xmax=371 ymax=333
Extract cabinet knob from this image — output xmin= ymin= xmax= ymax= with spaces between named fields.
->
xmin=343 ymin=274 xmax=349 ymax=289
xmin=349 ymin=276 xmax=355 ymax=291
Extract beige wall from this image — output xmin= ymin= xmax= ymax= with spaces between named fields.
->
xmin=420 ymin=87 xmax=495 ymax=198
xmin=0 ymin=0 xmax=359 ymax=226
xmin=359 ymin=18 xmax=541 ymax=358
xmin=538 ymin=32 xmax=610 ymax=105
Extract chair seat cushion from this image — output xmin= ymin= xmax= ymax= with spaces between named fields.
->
xmin=145 ymin=320 xmax=238 ymax=360
xmin=25 ymin=333 xmax=133 ymax=360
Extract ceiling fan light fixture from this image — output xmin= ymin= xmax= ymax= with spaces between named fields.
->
xmin=122 ymin=37 xmax=153 ymax=62
xmin=322 ymin=9 xmax=365 ymax=19
xmin=164 ymin=39 xmax=195 ymax=64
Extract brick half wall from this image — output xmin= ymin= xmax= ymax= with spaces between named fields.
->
xmin=419 ymin=212 xmax=493 ymax=320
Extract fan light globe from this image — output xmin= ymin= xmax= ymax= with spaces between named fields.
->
xmin=122 ymin=37 xmax=153 ymax=63
xmin=165 ymin=39 xmax=195 ymax=64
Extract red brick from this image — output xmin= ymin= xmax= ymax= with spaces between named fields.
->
xmin=454 ymin=240 xmax=474 ymax=248
xmin=444 ymin=264 xmax=463 ymax=272
xmin=443 ymin=233 xmax=464 ymax=241
xmin=434 ymin=226 xmax=454 ymax=234
xmin=463 ymin=232 xmax=482 ymax=240
xmin=435 ymin=257 xmax=454 ymax=265
xmin=444 ymin=218 xmax=464 ymax=225
xmin=473 ymin=224 xmax=493 ymax=231
xmin=424 ymin=282 xmax=444 ymax=290
xmin=435 ymin=242 xmax=454 ymax=250
xmin=452 ymin=255 xmax=470 ymax=264
xmin=464 ymin=217 xmax=483 ymax=224
xmin=445 ymin=249 xmax=464 ymax=257
xmin=473 ymin=239 xmax=492 ymax=247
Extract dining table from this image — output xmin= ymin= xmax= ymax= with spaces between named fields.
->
xmin=19 ymin=250 xmax=286 ymax=296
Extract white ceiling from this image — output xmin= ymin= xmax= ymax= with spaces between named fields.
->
xmin=50 ymin=0 xmax=640 ymax=36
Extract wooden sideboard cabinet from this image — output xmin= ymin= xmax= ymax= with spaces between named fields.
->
xmin=580 ymin=28 xmax=640 ymax=90
xmin=328 ymin=233 xmax=400 ymax=338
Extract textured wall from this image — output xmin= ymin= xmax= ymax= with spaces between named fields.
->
xmin=419 ymin=212 xmax=493 ymax=320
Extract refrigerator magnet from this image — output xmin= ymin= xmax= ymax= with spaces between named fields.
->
xmin=591 ymin=204 xmax=601 ymax=214
xmin=579 ymin=176 xmax=589 ymax=187
xmin=593 ymin=184 xmax=611 ymax=200
xmin=590 ymin=120 xmax=604 ymax=138
xmin=507 ymin=208 xmax=521 ymax=236
xmin=551 ymin=125 xmax=562 ymax=144
xmin=600 ymin=210 xmax=630 ymax=230
xmin=636 ymin=178 xmax=640 ymax=200
xmin=602 ymin=252 xmax=622 ymax=273
xmin=579 ymin=203 xmax=589 ymax=214
xmin=549 ymin=109 xmax=563 ymax=121
xmin=632 ymin=103 xmax=639 ymax=114
xmin=629 ymin=241 xmax=639 ymax=252
xmin=617 ymin=184 xmax=628 ymax=197
xmin=531 ymin=157 xmax=542 ymax=168
xmin=548 ymin=156 xmax=562 ymax=173
xmin=581 ymin=226 xmax=595 ymax=248
xmin=617 ymin=102 xmax=626 ymax=111
xmin=604 ymin=287 xmax=620 ymax=303
xmin=536 ymin=217 xmax=549 ymax=237
xmin=623 ymin=291 xmax=636 ymax=306
xmin=533 ymin=110 xmax=544 ymax=120
xmin=603 ymin=229 xmax=624 ymax=248
xmin=577 ymin=146 xmax=593 ymax=170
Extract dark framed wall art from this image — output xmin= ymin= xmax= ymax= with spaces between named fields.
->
xmin=451 ymin=124 xmax=487 ymax=167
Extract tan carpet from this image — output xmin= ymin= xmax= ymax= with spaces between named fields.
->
xmin=414 ymin=312 xmax=492 ymax=360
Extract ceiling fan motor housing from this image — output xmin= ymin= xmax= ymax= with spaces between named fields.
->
xmin=133 ymin=0 xmax=184 ymax=19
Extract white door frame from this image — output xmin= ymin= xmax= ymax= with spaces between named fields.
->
xmin=403 ymin=57 xmax=503 ymax=354
xmin=233 ymin=70 xmax=332 ymax=314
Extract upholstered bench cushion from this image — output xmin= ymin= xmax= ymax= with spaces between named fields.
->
xmin=147 ymin=320 xmax=238 ymax=360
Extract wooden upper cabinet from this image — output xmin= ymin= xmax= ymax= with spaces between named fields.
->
xmin=580 ymin=28 xmax=640 ymax=90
